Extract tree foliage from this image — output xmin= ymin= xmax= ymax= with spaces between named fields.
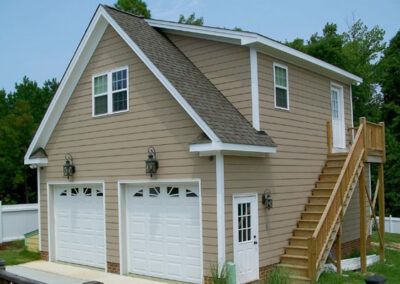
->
xmin=178 ymin=13 xmax=204 ymax=26
xmin=114 ymin=0 xmax=151 ymax=18
xmin=378 ymin=30 xmax=400 ymax=215
xmin=0 ymin=77 xmax=58 ymax=204
xmin=286 ymin=21 xmax=400 ymax=216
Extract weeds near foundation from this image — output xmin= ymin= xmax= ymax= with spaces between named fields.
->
xmin=210 ymin=262 xmax=228 ymax=284
xmin=260 ymin=267 xmax=289 ymax=284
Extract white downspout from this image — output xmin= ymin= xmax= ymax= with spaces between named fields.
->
xmin=216 ymin=152 xmax=225 ymax=270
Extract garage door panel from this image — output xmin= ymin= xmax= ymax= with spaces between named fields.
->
xmin=54 ymin=185 xmax=105 ymax=269
xmin=126 ymin=184 xmax=201 ymax=283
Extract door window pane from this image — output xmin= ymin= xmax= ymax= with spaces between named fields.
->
xmin=237 ymin=202 xmax=251 ymax=243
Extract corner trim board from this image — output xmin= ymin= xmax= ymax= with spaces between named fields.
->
xmin=216 ymin=152 xmax=225 ymax=268
xmin=250 ymin=48 xmax=260 ymax=130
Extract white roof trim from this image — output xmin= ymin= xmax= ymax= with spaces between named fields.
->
xmin=190 ymin=142 xmax=277 ymax=157
xmin=146 ymin=19 xmax=363 ymax=84
xmin=25 ymin=6 xmax=223 ymax=165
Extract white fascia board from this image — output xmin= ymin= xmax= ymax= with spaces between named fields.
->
xmin=25 ymin=7 xmax=222 ymax=166
xmin=100 ymin=7 xmax=220 ymax=143
xmin=25 ymin=158 xmax=48 ymax=166
xmin=190 ymin=142 xmax=277 ymax=156
xmin=146 ymin=19 xmax=362 ymax=85
xmin=24 ymin=7 xmax=108 ymax=165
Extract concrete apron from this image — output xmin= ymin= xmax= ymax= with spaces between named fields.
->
xmin=7 ymin=261 xmax=169 ymax=284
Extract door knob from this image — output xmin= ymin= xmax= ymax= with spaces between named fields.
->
xmin=254 ymin=235 xmax=258 ymax=245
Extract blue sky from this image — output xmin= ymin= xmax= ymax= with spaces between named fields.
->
xmin=0 ymin=0 xmax=399 ymax=93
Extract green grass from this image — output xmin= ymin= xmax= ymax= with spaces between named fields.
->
xmin=318 ymin=232 xmax=400 ymax=283
xmin=371 ymin=231 xmax=400 ymax=244
xmin=0 ymin=240 xmax=40 ymax=266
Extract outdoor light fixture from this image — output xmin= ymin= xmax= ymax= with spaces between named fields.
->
xmin=63 ymin=153 xmax=75 ymax=180
xmin=145 ymin=146 xmax=158 ymax=177
xmin=262 ymin=192 xmax=273 ymax=209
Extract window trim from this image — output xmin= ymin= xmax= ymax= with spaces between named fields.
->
xmin=273 ymin=63 xmax=290 ymax=110
xmin=92 ymin=66 xmax=129 ymax=117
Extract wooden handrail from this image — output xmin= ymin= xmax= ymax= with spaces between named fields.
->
xmin=310 ymin=118 xmax=386 ymax=281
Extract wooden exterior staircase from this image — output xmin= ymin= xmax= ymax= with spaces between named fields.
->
xmin=279 ymin=118 xmax=386 ymax=283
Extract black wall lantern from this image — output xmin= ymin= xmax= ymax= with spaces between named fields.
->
xmin=145 ymin=146 xmax=158 ymax=177
xmin=63 ymin=153 xmax=75 ymax=180
xmin=262 ymin=191 xmax=273 ymax=209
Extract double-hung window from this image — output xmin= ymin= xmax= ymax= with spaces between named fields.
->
xmin=93 ymin=67 xmax=129 ymax=116
xmin=273 ymin=63 xmax=289 ymax=110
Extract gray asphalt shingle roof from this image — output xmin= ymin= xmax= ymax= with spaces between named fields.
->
xmin=104 ymin=6 xmax=276 ymax=147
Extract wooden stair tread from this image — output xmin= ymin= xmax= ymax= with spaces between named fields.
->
xmin=285 ymin=245 xmax=308 ymax=250
xmin=288 ymin=275 xmax=312 ymax=281
xmin=279 ymin=263 xmax=308 ymax=270
xmin=295 ymin=228 xmax=314 ymax=231
xmin=299 ymin=220 xmax=319 ymax=223
xmin=281 ymin=254 xmax=308 ymax=260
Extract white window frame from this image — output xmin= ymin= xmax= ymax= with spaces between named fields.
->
xmin=92 ymin=66 xmax=129 ymax=117
xmin=273 ymin=63 xmax=290 ymax=110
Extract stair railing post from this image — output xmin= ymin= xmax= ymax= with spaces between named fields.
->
xmin=327 ymin=121 xmax=332 ymax=154
xmin=379 ymin=122 xmax=386 ymax=163
xmin=378 ymin=163 xmax=385 ymax=263
xmin=360 ymin=117 xmax=367 ymax=160
xmin=308 ymin=237 xmax=316 ymax=282
xmin=336 ymin=225 xmax=342 ymax=275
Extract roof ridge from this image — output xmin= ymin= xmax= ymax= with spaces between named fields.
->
xmin=100 ymin=4 xmax=147 ymax=20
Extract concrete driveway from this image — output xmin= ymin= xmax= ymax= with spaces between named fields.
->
xmin=7 ymin=261 xmax=171 ymax=284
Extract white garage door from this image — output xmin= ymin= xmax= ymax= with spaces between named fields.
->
xmin=54 ymin=185 xmax=105 ymax=268
xmin=126 ymin=184 xmax=201 ymax=283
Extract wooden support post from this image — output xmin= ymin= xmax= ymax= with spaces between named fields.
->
xmin=336 ymin=225 xmax=342 ymax=275
xmin=378 ymin=163 xmax=385 ymax=263
xmin=359 ymin=166 xmax=367 ymax=272
xmin=327 ymin=121 xmax=332 ymax=154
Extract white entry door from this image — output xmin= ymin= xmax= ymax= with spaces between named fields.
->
xmin=54 ymin=185 xmax=105 ymax=268
xmin=233 ymin=195 xmax=259 ymax=283
xmin=331 ymin=85 xmax=346 ymax=150
xmin=126 ymin=184 xmax=201 ymax=283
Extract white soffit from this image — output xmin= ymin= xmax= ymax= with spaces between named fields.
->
xmin=146 ymin=19 xmax=362 ymax=85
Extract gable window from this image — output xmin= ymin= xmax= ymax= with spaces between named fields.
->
xmin=273 ymin=63 xmax=289 ymax=110
xmin=93 ymin=67 xmax=129 ymax=116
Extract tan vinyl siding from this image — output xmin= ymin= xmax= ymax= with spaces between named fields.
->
xmin=40 ymin=25 xmax=217 ymax=271
xmin=224 ymin=52 xmax=356 ymax=267
xmin=342 ymin=163 xmax=371 ymax=243
xmin=166 ymin=34 xmax=253 ymax=123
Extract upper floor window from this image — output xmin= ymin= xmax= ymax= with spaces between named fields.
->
xmin=92 ymin=67 xmax=129 ymax=116
xmin=273 ymin=63 xmax=289 ymax=110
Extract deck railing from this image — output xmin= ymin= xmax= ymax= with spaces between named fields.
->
xmin=308 ymin=118 xmax=385 ymax=281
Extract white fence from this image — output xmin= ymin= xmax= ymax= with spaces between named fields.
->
xmin=0 ymin=202 xmax=38 ymax=243
xmin=376 ymin=215 xmax=400 ymax=234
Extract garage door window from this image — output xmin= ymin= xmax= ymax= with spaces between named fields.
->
xmin=186 ymin=189 xmax=198 ymax=197
xmin=167 ymin=186 xmax=179 ymax=197
xmin=133 ymin=189 xmax=144 ymax=197
xmin=149 ymin=187 xmax=160 ymax=197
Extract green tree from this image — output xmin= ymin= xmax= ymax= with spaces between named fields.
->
xmin=378 ymin=30 xmax=400 ymax=215
xmin=114 ymin=0 xmax=151 ymax=18
xmin=178 ymin=13 xmax=204 ymax=26
xmin=0 ymin=77 xmax=58 ymax=204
